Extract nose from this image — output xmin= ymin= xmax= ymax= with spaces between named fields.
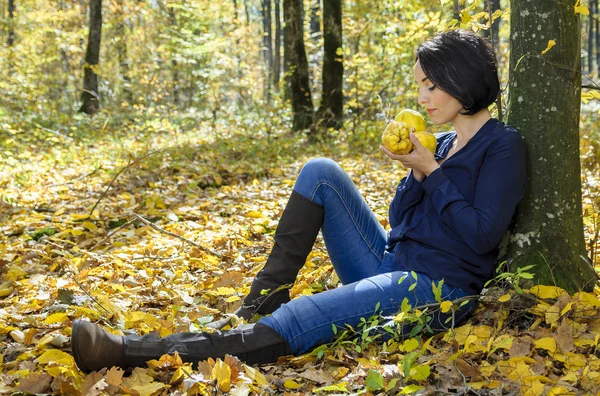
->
xmin=418 ymin=88 xmax=429 ymax=105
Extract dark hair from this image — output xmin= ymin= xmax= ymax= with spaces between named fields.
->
xmin=416 ymin=30 xmax=500 ymax=115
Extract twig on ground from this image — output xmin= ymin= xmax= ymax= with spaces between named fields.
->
xmin=134 ymin=214 xmax=222 ymax=258
xmin=35 ymin=124 xmax=73 ymax=140
xmin=89 ymin=148 xmax=167 ymax=217
xmin=47 ymin=166 xmax=102 ymax=188
xmin=67 ymin=273 xmax=113 ymax=317
xmin=89 ymin=220 xmax=135 ymax=251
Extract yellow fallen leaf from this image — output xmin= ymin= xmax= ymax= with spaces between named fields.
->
xmin=534 ymin=337 xmax=557 ymax=353
xmin=210 ymin=287 xmax=237 ymax=296
xmin=284 ymin=379 xmax=302 ymax=389
xmin=548 ymin=385 xmax=573 ymax=395
xmin=498 ymin=293 xmax=511 ymax=302
xmin=246 ymin=211 xmax=264 ymax=218
xmin=440 ymin=300 xmax=453 ymax=313
xmin=82 ymin=221 xmax=98 ymax=232
xmin=6 ymin=265 xmax=27 ymax=281
xmin=71 ymin=213 xmax=90 ymax=220
xmin=37 ymin=349 xmax=75 ymax=366
xmin=541 ymin=40 xmax=556 ymax=55
xmin=528 ymin=285 xmax=567 ymax=299
xmin=44 ymin=312 xmax=69 ymax=325
xmin=211 ymin=360 xmax=231 ymax=392
xmin=0 ymin=280 xmax=14 ymax=297
xmin=545 ymin=305 xmax=560 ymax=325
xmin=244 ymin=366 xmax=268 ymax=386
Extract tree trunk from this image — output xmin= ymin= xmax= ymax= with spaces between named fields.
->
xmin=262 ymin=0 xmax=273 ymax=102
xmin=315 ymin=0 xmax=342 ymax=129
xmin=310 ymin=0 xmax=320 ymax=35
xmin=284 ymin=0 xmax=314 ymax=130
xmin=505 ymin=0 xmax=597 ymax=293
xmin=596 ymin=0 xmax=600 ymax=74
xmin=274 ymin=0 xmax=282 ymax=88
xmin=115 ymin=0 xmax=132 ymax=103
xmin=453 ymin=0 xmax=460 ymax=20
xmin=79 ymin=0 xmax=102 ymax=115
xmin=483 ymin=0 xmax=501 ymax=54
xmin=8 ymin=0 xmax=15 ymax=46
xmin=233 ymin=0 xmax=238 ymax=21
xmin=244 ymin=0 xmax=250 ymax=25
xmin=169 ymin=7 xmax=179 ymax=106
xmin=587 ymin=0 xmax=595 ymax=74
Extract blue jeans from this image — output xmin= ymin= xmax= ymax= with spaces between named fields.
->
xmin=259 ymin=158 xmax=474 ymax=355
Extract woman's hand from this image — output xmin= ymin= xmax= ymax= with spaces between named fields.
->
xmin=380 ymin=133 xmax=440 ymax=182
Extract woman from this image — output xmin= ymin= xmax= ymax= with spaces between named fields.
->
xmin=72 ymin=30 xmax=527 ymax=372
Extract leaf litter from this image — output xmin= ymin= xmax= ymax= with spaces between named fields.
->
xmin=0 ymin=121 xmax=599 ymax=395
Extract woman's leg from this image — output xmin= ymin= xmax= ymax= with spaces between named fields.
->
xmin=293 ymin=158 xmax=389 ymax=284
xmin=259 ymin=270 xmax=474 ymax=355
xmin=228 ymin=158 xmax=388 ymax=324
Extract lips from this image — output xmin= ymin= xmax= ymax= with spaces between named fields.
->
xmin=426 ymin=109 xmax=436 ymax=115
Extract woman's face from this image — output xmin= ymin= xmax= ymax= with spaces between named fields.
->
xmin=414 ymin=60 xmax=464 ymax=126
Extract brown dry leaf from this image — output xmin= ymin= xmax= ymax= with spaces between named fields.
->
xmin=82 ymin=370 xmax=106 ymax=395
xmin=455 ymin=358 xmax=480 ymax=380
xmin=298 ymin=368 xmax=334 ymax=384
xmin=509 ymin=336 xmax=532 ymax=357
xmin=14 ymin=372 xmax=53 ymax=393
xmin=105 ymin=366 xmax=124 ymax=386
xmin=555 ymin=317 xmax=575 ymax=353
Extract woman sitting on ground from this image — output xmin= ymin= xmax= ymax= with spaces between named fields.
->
xmin=71 ymin=29 xmax=527 ymax=372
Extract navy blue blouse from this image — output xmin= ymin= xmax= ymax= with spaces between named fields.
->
xmin=388 ymin=118 xmax=527 ymax=294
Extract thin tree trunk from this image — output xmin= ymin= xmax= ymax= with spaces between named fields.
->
xmin=244 ymin=0 xmax=250 ymax=25
xmin=316 ymin=0 xmax=342 ymax=129
xmin=310 ymin=0 xmax=320 ymax=35
xmin=169 ymin=7 xmax=179 ymax=106
xmin=596 ymin=0 xmax=600 ymax=74
xmin=79 ymin=0 xmax=102 ymax=115
xmin=233 ymin=0 xmax=238 ymax=21
xmin=274 ymin=0 xmax=282 ymax=88
xmin=483 ymin=0 xmax=500 ymax=54
xmin=7 ymin=0 xmax=15 ymax=46
xmin=453 ymin=0 xmax=460 ymax=20
xmin=505 ymin=0 xmax=597 ymax=293
xmin=262 ymin=0 xmax=273 ymax=102
xmin=588 ymin=0 xmax=595 ymax=74
xmin=115 ymin=0 xmax=132 ymax=103
xmin=284 ymin=0 xmax=314 ymax=130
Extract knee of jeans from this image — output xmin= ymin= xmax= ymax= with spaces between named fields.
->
xmin=296 ymin=158 xmax=343 ymax=194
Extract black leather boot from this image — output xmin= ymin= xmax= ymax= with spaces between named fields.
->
xmin=72 ymin=320 xmax=292 ymax=372
xmin=208 ymin=191 xmax=324 ymax=329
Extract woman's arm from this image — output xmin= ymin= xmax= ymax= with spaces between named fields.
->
xmin=388 ymin=170 xmax=425 ymax=227
xmin=421 ymin=133 xmax=527 ymax=255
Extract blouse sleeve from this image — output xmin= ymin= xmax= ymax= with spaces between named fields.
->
xmin=420 ymin=133 xmax=527 ymax=255
xmin=389 ymin=170 xmax=426 ymax=228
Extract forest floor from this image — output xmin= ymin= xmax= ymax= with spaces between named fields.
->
xmin=0 ymin=115 xmax=599 ymax=395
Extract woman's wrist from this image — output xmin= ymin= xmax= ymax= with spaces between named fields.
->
xmin=424 ymin=164 xmax=440 ymax=176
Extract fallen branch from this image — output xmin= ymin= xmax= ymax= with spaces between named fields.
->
xmin=89 ymin=148 xmax=167 ymax=217
xmin=134 ymin=214 xmax=222 ymax=258
xmin=88 ymin=220 xmax=135 ymax=251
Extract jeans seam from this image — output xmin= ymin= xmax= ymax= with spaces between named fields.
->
xmin=310 ymin=181 xmax=384 ymax=262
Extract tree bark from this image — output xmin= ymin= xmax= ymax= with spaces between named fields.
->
xmin=315 ymin=0 xmax=342 ymax=129
xmin=79 ymin=0 xmax=102 ymax=115
xmin=244 ymin=0 xmax=250 ymax=25
xmin=505 ymin=0 xmax=597 ymax=293
xmin=310 ymin=0 xmax=320 ymax=35
xmin=168 ymin=6 xmax=179 ymax=106
xmin=596 ymin=0 xmax=600 ymax=74
xmin=483 ymin=0 xmax=501 ymax=54
xmin=453 ymin=0 xmax=460 ymax=20
xmin=115 ymin=0 xmax=132 ymax=103
xmin=8 ymin=0 xmax=15 ymax=46
xmin=274 ymin=0 xmax=282 ymax=88
xmin=587 ymin=0 xmax=596 ymax=73
xmin=284 ymin=0 xmax=314 ymax=130
xmin=262 ymin=0 xmax=273 ymax=102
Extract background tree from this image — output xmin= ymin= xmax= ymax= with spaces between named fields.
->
xmin=505 ymin=0 xmax=597 ymax=293
xmin=273 ymin=0 xmax=282 ymax=88
xmin=315 ymin=0 xmax=343 ymax=129
xmin=115 ymin=0 xmax=132 ymax=103
xmin=7 ymin=0 xmax=15 ymax=47
xmin=262 ymin=0 xmax=273 ymax=102
xmin=284 ymin=0 xmax=314 ymax=130
xmin=80 ymin=0 xmax=102 ymax=115
xmin=310 ymin=0 xmax=320 ymax=36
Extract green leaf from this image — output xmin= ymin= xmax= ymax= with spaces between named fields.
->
xmin=398 ymin=274 xmax=407 ymax=285
xmin=366 ymin=370 xmax=384 ymax=391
